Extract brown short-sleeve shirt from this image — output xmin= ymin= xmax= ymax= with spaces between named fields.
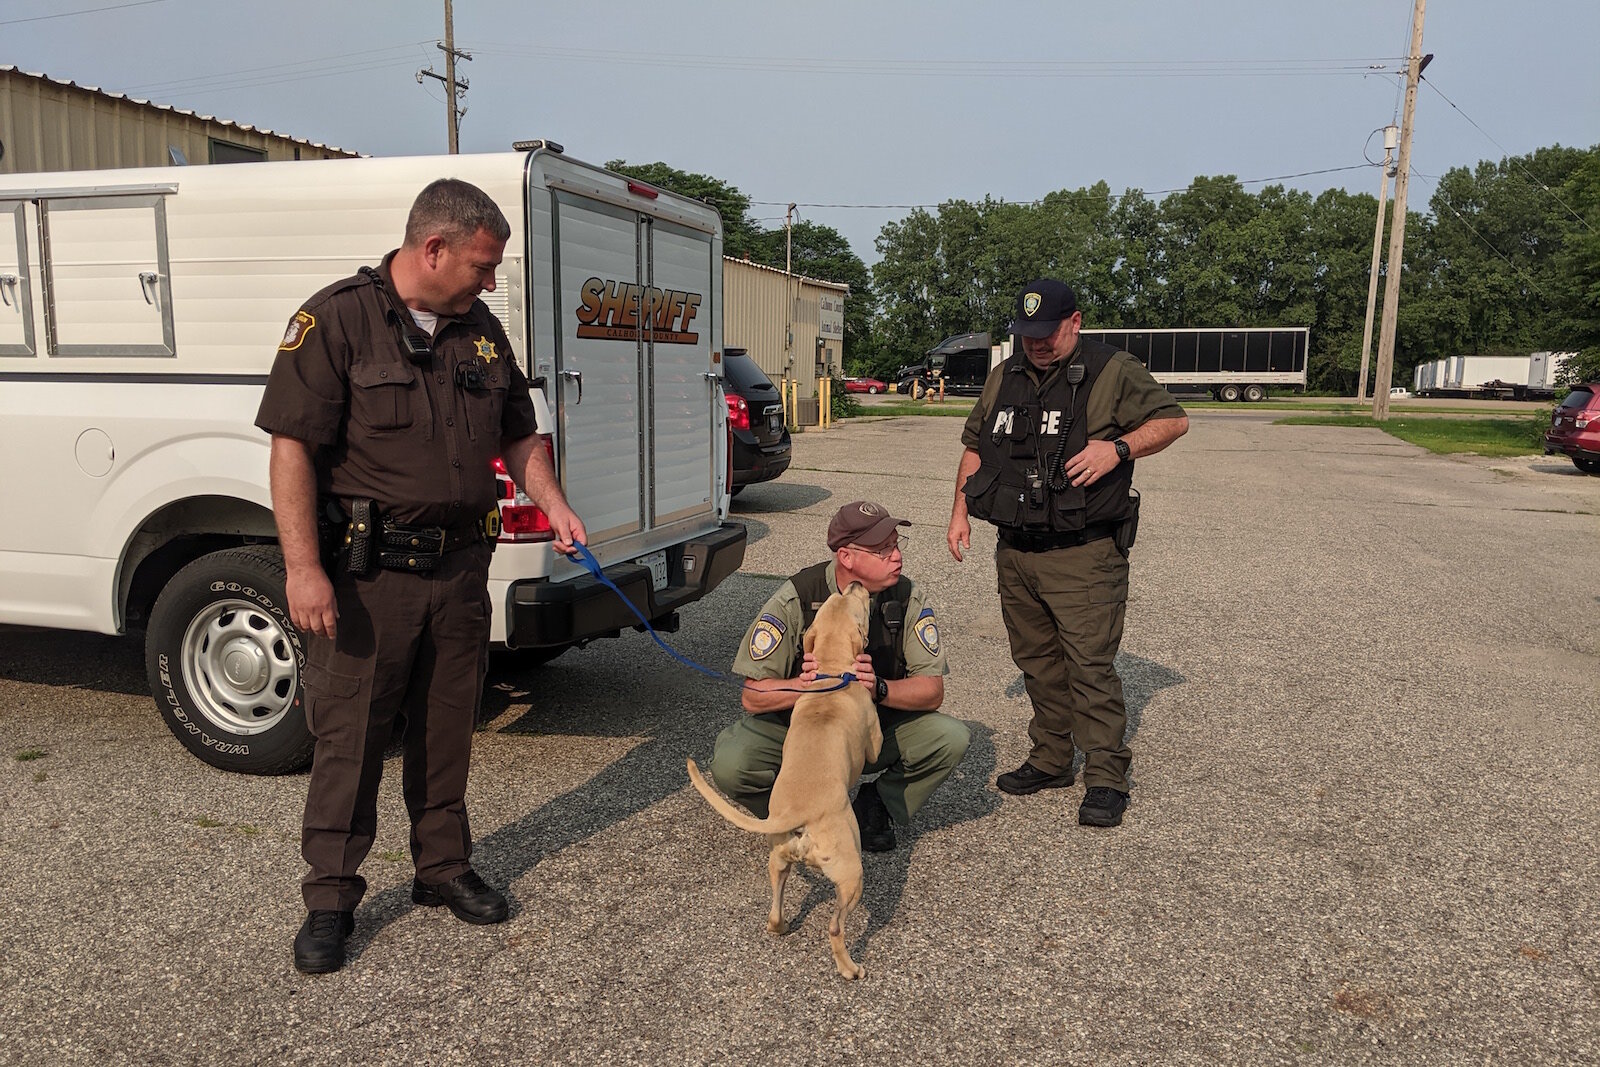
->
xmin=255 ymin=252 xmax=539 ymax=526
xmin=961 ymin=339 xmax=1185 ymax=450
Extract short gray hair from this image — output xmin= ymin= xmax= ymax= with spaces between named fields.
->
xmin=404 ymin=178 xmax=511 ymax=247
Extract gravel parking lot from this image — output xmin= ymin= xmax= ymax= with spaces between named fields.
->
xmin=2 ymin=409 xmax=1597 ymax=1065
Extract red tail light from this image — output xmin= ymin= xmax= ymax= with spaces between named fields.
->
xmin=491 ymin=441 xmax=557 ymax=543
xmin=725 ymin=393 xmax=750 ymax=431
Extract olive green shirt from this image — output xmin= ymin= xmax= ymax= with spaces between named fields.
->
xmin=733 ymin=561 xmax=949 ymax=681
xmin=961 ymin=340 xmax=1187 ymax=450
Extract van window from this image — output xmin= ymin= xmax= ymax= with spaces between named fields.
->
xmin=0 ymin=201 xmax=35 ymax=357
xmin=43 ymin=194 xmax=175 ymax=357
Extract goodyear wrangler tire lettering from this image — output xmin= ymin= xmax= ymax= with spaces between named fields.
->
xmin=145 ymin=546 xmax=314 ymax=775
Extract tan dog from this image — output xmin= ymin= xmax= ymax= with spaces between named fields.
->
xmin=687 ymin=582 xmax=881 ymax=979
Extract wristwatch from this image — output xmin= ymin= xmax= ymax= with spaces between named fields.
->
xmin=1112 ymin=437 xmax=1131 ymax=462
xmin=874 ymin=676 xmax=889 ymax=704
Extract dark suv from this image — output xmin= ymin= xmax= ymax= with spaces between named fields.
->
xmin=723 ymin=347 xmax=791 ymax=493
xmin=1545 ymin=383 xmax=1600 ymax=474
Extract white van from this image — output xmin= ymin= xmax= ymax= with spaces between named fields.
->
xmin=0 ymin=146 xmax=746 ymax=773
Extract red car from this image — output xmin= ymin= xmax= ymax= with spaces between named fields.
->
xmin=843 ymin=376 xmax=886 ymax=395
xmin=1545 ymin=382 xmax=1600 ymax=474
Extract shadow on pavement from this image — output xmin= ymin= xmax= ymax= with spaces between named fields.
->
xmin=732 ymin=480 xmax=831 ymax=515
xmin=346 ymin=573 xmax=778 ymax=955
xmin=1004 ymin=651 xmax=1186 ymax=744
xmin=0 ymin=626 xmax=148 ymax=698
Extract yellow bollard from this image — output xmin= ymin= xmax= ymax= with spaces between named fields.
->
xmin=819 ymin=376 xmax=831 ymax=429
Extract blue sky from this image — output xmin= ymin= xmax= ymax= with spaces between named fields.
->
xmin=7 ymin=0 xmax=1597 ymax=263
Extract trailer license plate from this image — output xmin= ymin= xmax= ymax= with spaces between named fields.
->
xmin=637 ymin=550 xmax=668 ymax=592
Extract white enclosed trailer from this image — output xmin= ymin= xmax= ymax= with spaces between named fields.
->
xmin=0 ymin=147 xmax=746 ymax=772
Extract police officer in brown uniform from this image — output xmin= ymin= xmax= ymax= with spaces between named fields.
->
xmin=947 ymin=279 xmax=1186 ymax=828
xmin=256 ymin=179 xmax=586 ymax=973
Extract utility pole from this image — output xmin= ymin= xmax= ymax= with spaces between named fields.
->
xmin=1371 ymin=0 xmax=1429 ymax=421
xmin=417 ymin=0 xmax=472 ymax=153
xmin=784 ymin=202 xmax=797 ymax=370
xmin=1357 ymin=124 xmax=1399 ymax=404
xmin=784 ymin=202 xmax=797 ymax=276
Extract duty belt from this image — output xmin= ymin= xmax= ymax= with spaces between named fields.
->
xmin=997 ymin=522 xmax=1119 ymax=553
xmin=376 ymin=511 xmax=502 ymax=572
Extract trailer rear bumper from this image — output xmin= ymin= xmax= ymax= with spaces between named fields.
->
xmin=502 ymin=521 xmax=748 ymax=649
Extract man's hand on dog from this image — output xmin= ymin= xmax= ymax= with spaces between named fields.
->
xmin=798 ymin=652 xmax=876 ymax=694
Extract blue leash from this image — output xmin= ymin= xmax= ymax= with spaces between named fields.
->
xmin=569 ymin=542 xmax=855 ymax=694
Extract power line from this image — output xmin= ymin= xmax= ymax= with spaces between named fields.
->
xmin=1421 ymin=77 xmax=1597 ymax=236
xmin=124 ymin=56 xmax=427 ymax=98
xmin=750 ymin=164 xmax=1374 ymax=211
xmin=462 ymin=42 xmax=1402 ymax=80
xmin=123 ymin=42 xmax=433 ymax=96
xmin=0 ymin=0 xmax=165 ymax=25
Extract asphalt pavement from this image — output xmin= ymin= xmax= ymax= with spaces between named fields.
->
xmin=1 ymin=408 xmax=1596 ymax=1065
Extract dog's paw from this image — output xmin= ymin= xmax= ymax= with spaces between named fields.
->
xmin=766 ymin=917 xmax=789 ymax=936
xmin=837 ymin=962 xmax=865 ymax=981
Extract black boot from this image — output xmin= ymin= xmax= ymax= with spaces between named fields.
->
xmin=1078 ymin=786 xmax=1130 ymax=827
xmin=293 ymin=909 xmax=354 ymax=974
xmin=996 ymin=761 xmax=1074 ymax=796
xmin=852 ymin=781 xmax=897 ymax=852
xmin=412 ymin=868 xmax=509 ymax=924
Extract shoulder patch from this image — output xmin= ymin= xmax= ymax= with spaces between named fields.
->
xmin=278 ymin=310 xmax=316 ymax=352
xmin=913 ymin=607 xmax=940 ymax=656
xmin=748 ymin=613 xmax=787 ymax=661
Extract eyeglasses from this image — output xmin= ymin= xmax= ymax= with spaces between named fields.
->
xmin=848 ymin=535 xmax=906 ymax=560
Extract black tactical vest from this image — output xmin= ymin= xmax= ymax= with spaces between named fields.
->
xmin=963 ymin=339 xmax=1134 ymax=533
xmin=789 ymin=562 xmax=912 ymax=683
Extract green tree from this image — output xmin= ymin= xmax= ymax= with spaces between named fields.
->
xmin=605 ymin=159 xmax=762 ymax=257
xmin=1549 ymin=149 xmax=1600 ymax=382
xmin=746 ymin=220 xmax=875 ymax=365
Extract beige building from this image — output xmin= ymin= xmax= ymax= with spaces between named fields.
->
xmin=724 ymin=256 xmax=847 ymax=423
xmin=0 ymin=66 xmax=358 ymax=173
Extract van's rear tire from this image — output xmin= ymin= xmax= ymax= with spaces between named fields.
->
xmin=145 ymin=546 xmax=314 ymax=775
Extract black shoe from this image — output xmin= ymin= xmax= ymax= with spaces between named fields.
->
xmin=1078 ymin=786 xmax=1130 ymax=827
xmin=412 ymin=868 xmax=509 ymax=925
xmin=996 ymin=761 xmax=1075 ymax=796
xmin=293 ymin=909 xmax=354 ymax=974
xmin=852 ymin=781 xmax=897 ymax=852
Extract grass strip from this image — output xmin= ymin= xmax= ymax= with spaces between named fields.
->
xmin=1275 ymin=414 xmax=1549 ymax=457
xmin=857 ymin=402 xmax=976 ymax=418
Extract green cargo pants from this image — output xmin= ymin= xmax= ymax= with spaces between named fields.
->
xmin=708 ymin=707 xmax=970 ymax=824
xmin=996 ymin=536 xmax=1132 ymax=792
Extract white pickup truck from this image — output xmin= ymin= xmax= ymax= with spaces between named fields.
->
xmin=0 ymin=146 xmax=746 ymax=773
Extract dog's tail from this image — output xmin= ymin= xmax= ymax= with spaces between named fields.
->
xmin=686 ymin=759 xmax=803 ymax=836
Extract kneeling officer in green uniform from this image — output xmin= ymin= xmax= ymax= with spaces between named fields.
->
xmin=710 ymin=501 xmax=970 ymax=851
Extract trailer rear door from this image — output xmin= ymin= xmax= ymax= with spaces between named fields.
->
xmin=527 ymin=155 xmax=721 ymax=561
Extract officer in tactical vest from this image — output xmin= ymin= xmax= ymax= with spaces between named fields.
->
xmin=711 ymin=500 xmax=969 ymax=851
xmin=947 ymin=279 xmax=1187 ymax=828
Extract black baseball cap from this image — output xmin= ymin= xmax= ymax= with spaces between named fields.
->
xmin=1009 ymin=278 xmax=1078 ymax=339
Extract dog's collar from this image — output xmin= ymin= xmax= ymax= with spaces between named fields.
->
xmin=805 ymin=671 xmax=857 ymax=693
